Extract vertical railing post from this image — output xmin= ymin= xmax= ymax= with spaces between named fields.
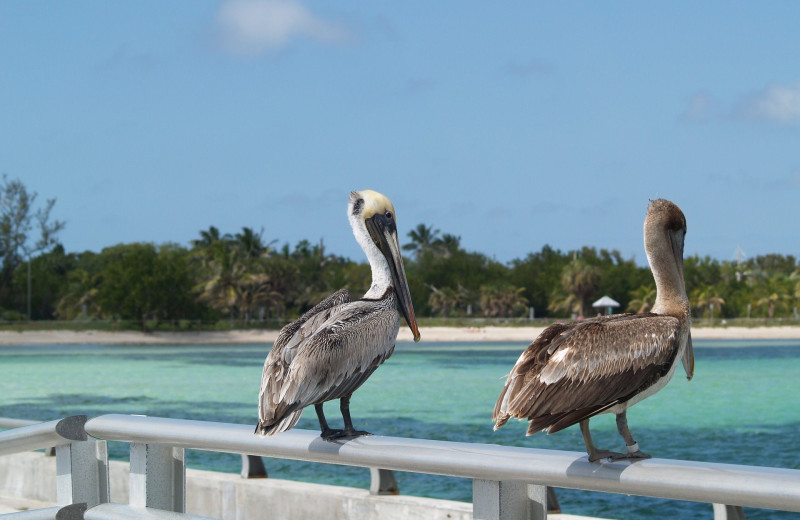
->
xmin=129 ymin=443 xmax=186 ymax=512
xmin=240 ymin=454 xmax=268 ymax=478
xmin=55 ymin=416 xmax=109 ymax=509
xmin=369 ymin=468 xmax=399 ymax=495
xmin=713 ymin=504 xmax=747 ymax=520
xmin=473 ymin=479 xmax=547 ymax=520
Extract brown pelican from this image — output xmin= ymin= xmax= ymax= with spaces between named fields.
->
xmin=493 ymin=199 xmax=693 ymax=461
xmin=256 ymin=190 xmax=421 ymax=441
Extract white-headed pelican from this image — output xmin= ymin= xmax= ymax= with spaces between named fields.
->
xmin=256 ymin=190 xmax=421 ymax=441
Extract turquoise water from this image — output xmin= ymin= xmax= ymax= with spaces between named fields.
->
xmin=2 ymin=339 xmax=800 ymax=519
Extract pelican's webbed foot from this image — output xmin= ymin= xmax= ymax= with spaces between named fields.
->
xmin=320 ymin=428 xmax=344 ymax=441
xmin=316 ymin=399 xmax=372 ymax=441
xmin=320 ymin=428 xmax=371 ymax=441
xmin=588 ymin=449 xmax=625 ymax=462
xmin=610 ymin=443 xmax=651 ymax=461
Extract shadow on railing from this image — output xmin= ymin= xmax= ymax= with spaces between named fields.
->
xmin=4 ymin=414 xmax=800 ymax=519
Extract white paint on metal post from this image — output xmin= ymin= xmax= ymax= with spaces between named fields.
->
xmin=527 ymin=484 xmax=548 ymax=520
xmin=473 ymin=480 xmax=543 ymax=520
xmin=56 ymin=440 xmax=109 ymax=507
xmin=130 ymin=443 xmax=186 ymax=512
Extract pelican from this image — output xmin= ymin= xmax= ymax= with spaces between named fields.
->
xmin=256 ymin=190 xmax=421 ymax=441
xmin=493 ymin=199 xmax=693 ymax=461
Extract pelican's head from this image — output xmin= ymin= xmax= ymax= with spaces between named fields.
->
xmin=644 ymin=198 xmax=687 ymax=276
xmin=348 ymin=190 xmax=421 ymax=342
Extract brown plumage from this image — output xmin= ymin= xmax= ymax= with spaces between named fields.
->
xmin=493 ymin=199 xmax=692 ymax=461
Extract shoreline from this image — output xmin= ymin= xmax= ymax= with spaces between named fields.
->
xmin=1 ymin=325 xmax=800 ymax=346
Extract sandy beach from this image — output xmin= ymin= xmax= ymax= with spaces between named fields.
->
xmin=1 ymin=325 xmax=800 ymax=346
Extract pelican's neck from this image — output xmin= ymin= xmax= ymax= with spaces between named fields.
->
xmin=349 ymin=213 xmax=392 ymax=299
xmin=646 ymin=228 xmax=689 ymax=319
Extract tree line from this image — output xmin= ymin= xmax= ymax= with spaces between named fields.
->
xmin=2 ymin=177 xmax=799 ymax=330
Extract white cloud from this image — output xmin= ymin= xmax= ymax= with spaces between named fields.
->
xmin=736 ymin=82 xmax=800 ymax=124
xmin=215 ymin=0 xmax=348 ymax=55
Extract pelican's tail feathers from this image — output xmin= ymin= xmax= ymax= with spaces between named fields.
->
xmin=255 ymin=410 xmax=304 ymax=436
xmin=493 ymin=414 xmax=510 ymax=431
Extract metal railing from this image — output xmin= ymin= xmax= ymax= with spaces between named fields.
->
xmin=0 ymin=416 xmax=109 ymax=520
xmin=4 ymin=413 xmax=800 ymax=519
xmin=0 ymin=419 xmax=39 ymax=430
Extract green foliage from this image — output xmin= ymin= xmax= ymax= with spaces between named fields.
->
xmin=479 ymin=284 xmax=529 ymax=317
xmin=95 ymin=243 xmax=197 ymax=330
xmin=508 ymin=245 xmax=568 ymax=318
xmin=3 ymin=215 xmax=800 ymax=326
xmin=8 ymin=244 xmax=74 ymax=319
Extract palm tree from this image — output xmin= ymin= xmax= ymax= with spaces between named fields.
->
xmin=692 ymin=285 xmax=726 ymax=322
xmin=290 ymin=238 xmax=338 ymax=309
xmin=403 ymin=224 xmax=440 ymax=258
xmin=428 ymin=286 xmax=460 ymax=317
xmin=791 ymin=268 xmax=800 ymax=302
xmin=54 ymin=268 xmax=99 ymax=320
xmin=235 ymin=227 xmax=270 ymax=258
xmin=436 ymin=233 xmax=462 ymax=258
xmin=547 ymin=291 xmax=581 ymax=318
xmin=192 ymin=226 xmax=230 ymax=249
xmin=555 ymin=257 xmax=600 ymax=318
xmin=627 ymin=284 xmax=656 ymax=313
xmin=234 ymin=270 xmax=282 ymax=325
xmin=480 ymin=284 xmax=529 ymax=317
xmin=195 ymin=241 xmax=245 ymax=322
xmin=753 ymin=278 xmax=792 ymax=319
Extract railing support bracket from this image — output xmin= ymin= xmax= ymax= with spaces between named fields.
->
xmin=473 ymin=479 xmax=547 ymax=520
xmin=129 ymin=443 xmax=186 ymax=513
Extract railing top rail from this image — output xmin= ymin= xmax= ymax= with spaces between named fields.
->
xmin=0 ymin=416 xmax=87 ymax=457
xmin=85 ymin=413 xmax=800 ymax=513
xmin=0 ymin=418 xmax=40 ymax=429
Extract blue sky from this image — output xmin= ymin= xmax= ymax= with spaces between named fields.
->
xmin=1 ymin=1 xmax=798 ymax=265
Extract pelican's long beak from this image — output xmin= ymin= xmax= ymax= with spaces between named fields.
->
xmin=682 ymin=331 xmax=694 ymax=380
xmin=669 ymin=228 xmax=687 ymax=285
xmin=669 ymin=227 xmax=693 ymax=380
xmin=366 ymin=214 xmax=421 ymax=342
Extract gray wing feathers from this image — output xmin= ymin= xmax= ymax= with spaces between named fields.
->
xmin=494 ymin=314 xmax=681 ymax=434
xmin=257 ymin=290 xmax=400 ymax=436
xmin=256 ymin=288 xmax=352 ymax=435
xmin=278 ymin=303 xmax=398 ymax=407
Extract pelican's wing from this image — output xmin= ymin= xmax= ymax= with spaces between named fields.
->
xmin=493 ymin=313 xmax=683 ymax=434
xmin=256 ymin=288 xmax=352 ymax=434
xmin=275 ymin=293 xmax=399 ymax=414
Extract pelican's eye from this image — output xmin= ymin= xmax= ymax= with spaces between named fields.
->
xmin=384 ymin=211 xmax=393 ymax=220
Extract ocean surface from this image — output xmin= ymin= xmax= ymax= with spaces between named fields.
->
xmin=2 ymin=338 xmax=799 ymax=519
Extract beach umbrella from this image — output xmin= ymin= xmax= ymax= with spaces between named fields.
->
xmin=592 ymin=295 xmax=620 ymax=315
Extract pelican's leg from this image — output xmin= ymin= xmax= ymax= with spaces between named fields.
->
xmin=339 ymin=395 xmax=371 ymax=438
xmin=612 ymin=411 xmax=651 ymax=460
xmin=580 ymin=419 xmax=622 ymax=462
xmin=315 ymin=403 xmax=343 ymax=441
